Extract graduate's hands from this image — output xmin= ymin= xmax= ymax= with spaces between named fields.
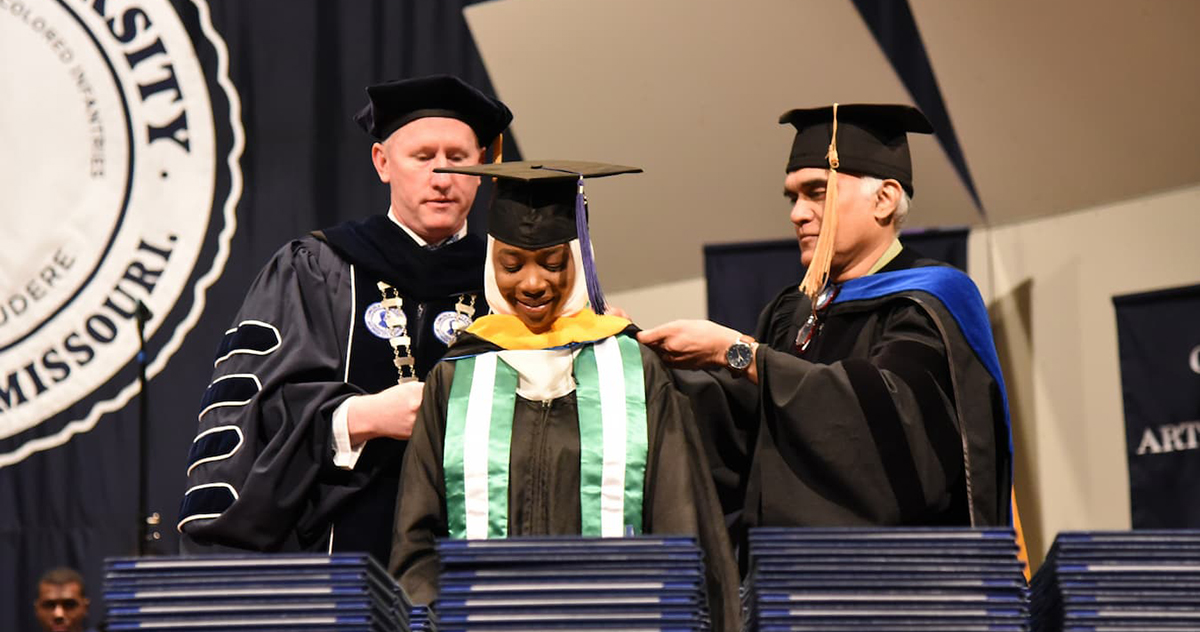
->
xmin=347 ymin=380 xmax=424 ymax=443
xmin=637 ymin=319 xmax=740 ymax=369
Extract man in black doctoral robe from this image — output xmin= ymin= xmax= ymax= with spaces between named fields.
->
xmin=639 ymin=104 xmax=1014 ymax=558
xmin=177 ymin=76 xmax=512 ymax=563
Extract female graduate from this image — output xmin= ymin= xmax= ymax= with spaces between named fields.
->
xmin=388 ymin=161 xmax=739 ymax=632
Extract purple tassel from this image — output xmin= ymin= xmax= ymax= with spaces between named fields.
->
xmin=574 ymin=175 xmax=607 ymax=314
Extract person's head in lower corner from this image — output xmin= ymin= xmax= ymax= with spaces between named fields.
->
xmin=34 ymin=567 xmax=91 ymax=632
xmin=435 ymin=160 xmax=642 ymax=333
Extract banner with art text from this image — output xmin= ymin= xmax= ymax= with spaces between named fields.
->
xmin=1114 ymin=283 xmax=1200 ymax=528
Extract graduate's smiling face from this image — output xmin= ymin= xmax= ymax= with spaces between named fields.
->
xmin=371 ymin=117 xmax=483 ymax=244
xmin=785 ymin=167 xmax=898 ymax=280
xmin=493 ymin=241 xmax=575 ymax=334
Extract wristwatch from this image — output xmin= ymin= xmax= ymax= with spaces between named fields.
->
xmin=725 ymin=335 xmax=755 ymax=372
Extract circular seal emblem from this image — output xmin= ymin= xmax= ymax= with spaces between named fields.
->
xmin=433 ymin=310 xmax=473 ymax=345
xmin=0 ymin=0 xmax=243 ymax=467
xmin=364 ymin=302 xmax=405 ymax=340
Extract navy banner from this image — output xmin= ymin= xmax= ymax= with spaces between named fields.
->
xmin=705 ymin=227 xmax=969 ymax=334
xmin=1114 ymin=283 xmax=1200 ymax=528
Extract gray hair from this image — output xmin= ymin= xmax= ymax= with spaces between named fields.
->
xmin=859 ymin=176 xmax=911 ymax=229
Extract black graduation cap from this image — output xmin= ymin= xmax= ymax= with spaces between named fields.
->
xmin=779 ymin=103 xmax=933 ymax=197
xmin=435 ymin=160 xmax=642 ymax=313
xmin=353 ymin=75 xmax=512 ymax=144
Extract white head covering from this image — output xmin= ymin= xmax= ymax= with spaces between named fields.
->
xmin=482 ymin=236 xmax=592 ymax=401
xmin=484 ymin=236 xmax=589 ymax=318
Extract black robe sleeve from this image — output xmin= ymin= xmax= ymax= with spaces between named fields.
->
xmin=750 ymin=299 xmax=970 ymax=527
xmin=639 ymin=347 xmax=742 ymax=632
xmin=389 ymin=360 xmax=452 ymax=606
xmin=178 ymin=239 xmax=363 ymax=552
xmin=669 ymin=367 xmax=758 ymax=530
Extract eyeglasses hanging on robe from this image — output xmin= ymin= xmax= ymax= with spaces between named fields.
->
xmin=794 ymin=283 xmax=840 ymax=355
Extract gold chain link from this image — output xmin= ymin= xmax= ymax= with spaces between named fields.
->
xmin=377 ymin=281 xmax=415 ymax=385
xmin=376 ymin=282 xmax=478 ymax=385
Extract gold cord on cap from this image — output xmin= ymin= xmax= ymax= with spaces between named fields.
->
xmin=799 ymin=103 xmax=840 ymax=302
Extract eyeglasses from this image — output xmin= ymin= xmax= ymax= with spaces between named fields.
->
xmin=794 ymin=283 xmax=839 ymax=355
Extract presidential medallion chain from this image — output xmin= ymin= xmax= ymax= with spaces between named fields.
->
xmin=377 ymin=281 xmax=478 ymax=385
xmin=451 ymin=294 xmax=477 ymax=340
xmin=377 ymin=281 xmax=416 ymax=385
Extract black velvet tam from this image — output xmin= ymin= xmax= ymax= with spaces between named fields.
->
xmin=779 ymin=104 xmax=933 ymax=197
xmin=353 ymin=75 xmax=512 ymax=144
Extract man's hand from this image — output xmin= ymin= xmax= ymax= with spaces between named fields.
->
xmin=636 ymin=319 xmax=741 ymax=370
xmin=347 ymin=380 xmax=424 ymax=443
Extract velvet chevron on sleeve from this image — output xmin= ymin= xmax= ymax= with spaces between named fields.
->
xmin=179 ymin=216 xmax=486 ymax=563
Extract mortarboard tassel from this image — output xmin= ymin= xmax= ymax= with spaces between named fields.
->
xmin=574 ymin=175 xmax=607 ymax=314
xmin=799 ymin=103 xmax=841 ymax=303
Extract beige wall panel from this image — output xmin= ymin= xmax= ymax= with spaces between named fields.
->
xmin=608 ymin=276 xmax=709 ymax=328
xmin=466 ymin=0 xmax=979 ymax=292
xmin=984 ymin=183 xmax=1200 ymax=568
xmin=911 ymin=0 xmax=1200 ymax=224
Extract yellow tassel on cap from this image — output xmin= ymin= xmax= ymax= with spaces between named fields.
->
xmin=485 ymin=132 xmax=505 ymax=206
xmin=799 ymin=103 xmax=841 ymax=302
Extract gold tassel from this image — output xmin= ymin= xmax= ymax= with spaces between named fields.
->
xmin=799 ymin=103 xmax=841 ymax=302
xmin=487 ymin=132 xmax=504 ymax=197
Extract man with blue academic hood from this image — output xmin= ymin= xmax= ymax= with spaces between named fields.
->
xmin=390 ymin=161 xmax=740 ymax=631
xmin=178 ymin=76 xmax=512 ymax=564
xmin=640 ymin=105 xmax=1014 ymax=556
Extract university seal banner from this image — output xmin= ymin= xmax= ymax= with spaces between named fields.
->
xmin=2 ymin=1 xmax=507 ymax=628
xmin=1113 ymin=283 xmax=1200 ymax=528
xmin=0 ymin=0 xmax=242 ymax=466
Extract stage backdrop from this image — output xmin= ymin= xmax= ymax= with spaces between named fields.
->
xmin=1114 ymin=283 xmax=1200 ymax=528
xmin=0 ymin=1 xmax=515 ymax=630
xmin=705 ymin=227 xmax=969 ymax=334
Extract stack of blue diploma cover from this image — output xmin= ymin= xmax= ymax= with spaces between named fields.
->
xmin=103 ymin=554 xmax=430 ymax=631
xmin=432 ymin=535 xmax=712 ymax=631
xmin=743 ymin=527 xmax=1030 ymax=632
xmin=1031 ymin=530 xmax=1200 ymax=632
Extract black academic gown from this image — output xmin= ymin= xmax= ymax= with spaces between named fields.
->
xmin=391 ymin=331 xmax=741 ymax=632
xmin=682 ymin=248 xmax=1011 ymax=557
xmin=178 ymin=215 xmax=486 ymax=563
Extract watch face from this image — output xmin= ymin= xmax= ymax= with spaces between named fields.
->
xmin=727 ymin=342 xmax=753 ymax=370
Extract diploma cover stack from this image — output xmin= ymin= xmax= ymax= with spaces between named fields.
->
xmin=432 ymin=535 xmax=712 ymax=631
xmin=1031 ymin=530 xmax=1200 ymax=631
xmin=103 ymin=554 xmax=429 ymax=631
xmin=743 ymin=527 xmax=1030 ymax=631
